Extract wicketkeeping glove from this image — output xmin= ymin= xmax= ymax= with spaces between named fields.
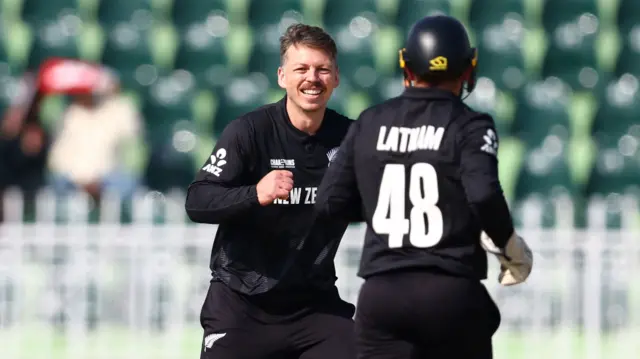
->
xmin=480 ymin=231 xmax=533 ymax=286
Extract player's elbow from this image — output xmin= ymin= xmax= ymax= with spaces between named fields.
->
xmin=184 ymin=185 xmax=221 ymax=224
xmin=185 ymin=199 xmax=210 ymax=224
xmin=462 ymin=176 xmax=503 ymax=205
xmin=185 ymin=206 xmax=213 ymax=224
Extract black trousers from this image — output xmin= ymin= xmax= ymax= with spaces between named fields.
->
xmin=355 ymin=270 xmax=501 ymax=359
xmin=199 ymin=281 xmax=356 ymax=359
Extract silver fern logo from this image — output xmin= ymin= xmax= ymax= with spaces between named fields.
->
xmin=326 ymin=147 xmax=340 ymax=167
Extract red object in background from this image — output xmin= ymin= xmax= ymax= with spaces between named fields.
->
xmin=37 ymin=58 xmax=113 ymax=95
xmin=1 ymin=58 xmax=118 ymax=136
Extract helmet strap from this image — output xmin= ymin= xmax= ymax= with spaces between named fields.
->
xmin=399 ymin=48 xmax=413 ymax=87
xmin=403 ymin=69 xmax=413 ymax=87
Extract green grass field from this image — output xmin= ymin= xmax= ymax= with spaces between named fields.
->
xmin=1 ymin=326 xmax=638 ymax=359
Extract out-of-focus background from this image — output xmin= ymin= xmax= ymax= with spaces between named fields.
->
xmin=0 ymin=0 xmax=638 ymax=358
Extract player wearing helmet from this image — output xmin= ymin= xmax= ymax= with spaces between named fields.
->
xmin=315 ymin=15 xmax=533 ymax=358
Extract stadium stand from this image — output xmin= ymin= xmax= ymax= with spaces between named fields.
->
xmin=0 ymin=0 xmax=636 ymax=226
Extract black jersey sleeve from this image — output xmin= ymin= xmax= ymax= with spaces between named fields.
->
xmin=185 ymin=118 xmax=260 ymax=224
xmin=316 ymin=119 xmax=363 ymax=222
xmin=458 ymin=114 xmax=515 ymax=248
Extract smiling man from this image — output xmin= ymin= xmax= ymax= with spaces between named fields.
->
xmin=185 ymin=24 xmax=357 ymax=359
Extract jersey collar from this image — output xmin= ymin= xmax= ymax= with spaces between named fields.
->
xmin=277 ymin=96 xmax=333 ymax=142
xmin=401 ymin=87 xmax=460 ymax=100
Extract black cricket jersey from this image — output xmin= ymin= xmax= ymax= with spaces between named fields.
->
xmin=185 ymin=96 xmax=354 ymax=296
xmin=316 ymin=87 xmax=515 ymax=281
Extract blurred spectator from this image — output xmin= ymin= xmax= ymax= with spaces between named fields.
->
xmin=0 ymin=109 xmax=49 ymax=190
xmin=44 ymin=59 xmax=143 ymax=201
xmin=0 ymin=73 xmax=50 ymax=221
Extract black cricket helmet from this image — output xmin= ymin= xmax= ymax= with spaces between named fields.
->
xmin=399 ymin=15 xmax=478 ymax=96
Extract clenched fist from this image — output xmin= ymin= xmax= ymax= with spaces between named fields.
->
xmin=256 ymin=170 xmax=294 ymax=205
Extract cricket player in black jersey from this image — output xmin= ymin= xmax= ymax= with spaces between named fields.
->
xmin=185 ymin=24 xmax=356 ymax=359
xmin=316 ymin=15 xmax=534 ymax=359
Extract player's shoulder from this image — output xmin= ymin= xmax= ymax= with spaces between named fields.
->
xmin=346 ymin=96 xmax=406 ymax=135
xmin=224 ymin=100 xmax=282 ymax=135
xmin=324 ymin=107 xmax=356 ymax=134
xmin=359 ymin=96 xmax=405 ymax=121
xmin=455 ymin=99 xmax=496 ymax=124
xmin=238 ymin=101 xmax=279 ymax=125
xmin=452 ymin=100 xmax=497 ymax=133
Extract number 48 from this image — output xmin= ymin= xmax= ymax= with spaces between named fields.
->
xmin=372 ymin=163 xmax=443 ymax=248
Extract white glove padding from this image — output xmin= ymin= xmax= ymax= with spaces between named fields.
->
xmin=480 ymin=232 xmax=533 ymax=286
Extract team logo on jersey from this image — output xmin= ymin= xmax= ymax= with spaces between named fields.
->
xmin=480 ymin=129 xmax=498 ymax=156
xmin=270 ymin=158 xmax=295 ymax=169
xmin=202 ymin=148 xmax=227 ymax=177
xmin=326 ymin=147 xmax=340 ymax=167
xmin=204 ymin=333 xmax=226 ymax=351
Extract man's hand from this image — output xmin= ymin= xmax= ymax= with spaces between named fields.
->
xmin=256 ymin=170 xmax=294 ymax=206
xmin=480 ymin=231 xmax=533 ymax=286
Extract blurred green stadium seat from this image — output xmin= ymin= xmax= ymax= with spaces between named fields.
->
xmin=326 ymin=79 xmax=352 ymax=114
xmin=212 ymin=73 xmax=270 ymax=134
xmin=322 ymin=0 xmax=378 ymax=30
xmin=540 ymin=0 xmax=601 ymax=90
xmin=27 ymin=20 xmax=81 ymax=70
xmin=587 ymin=76 xmax=640 ymax=196
xmin=512 ymin=79 xmax=572 ymax=148
xmin=143 ymin=133 xmax=198 ymax=192
xmin=463 ymin=77 xmax=512 ymax=136
xmin=615 ymin=47 xmax=640 ymax=80
xmin=339 ymin=49 xmax=378 ymax=92
xmin=247 ymin=45 xmax=282 ymax=88
xmin=591 ymin=75 xmax=640 ymax=145
xmin=0 ymin=64 xmax=25 ymax=115
xmin=541 ymin=42 xmax=601 ymax=92
xmin=616 ymin=0 xmax=640 ymax=36
xmin=370 ymin=74 xmax=404 ymax=103
xmin=101 ymin=23 xmax=156 ymax=90
xmin=247 ymin=3 xmax=304 ymax=87
xmin=395 ymin=0 xmax=450 ymax=39
xmin=173 ymin=20 xmax=230 ymax=89
xmin=171 ymin=1 xmax=251 ymax=77
xmin=248 ymin=0 xmax=304 ymax=29
xmin=586 ymin=143 xmax=640 ymax=197
xmin=468 ymin=0 xmax=524 ymax=35
xmin=141 ymin=70 xmax=201 ymax=145
xmin=471 ymin=0 xmax=526 ymax=91
xmin=171 ymin=0 xmax=227 ymax=31
xmin=0 ymin=37 xmax=9 ymax=67
xmin=541 ymin=0 xmax=599 ymax=33
xmin=325 ymin=77 xmax=372 ymax=119
xmin=21 ymin=0 xmax=80 ymax=25
xmin=514 ymin=137 xmax=577 ymax=200
xmin=322 ymin=6 xmax=381 ymax=91
xmin=97 ymin=0 xmax=154 ymax=29
xmin=614 ymin=28 xmax=640 ymax=78
xmin=140 ymin=70 xmax=200 ymax=191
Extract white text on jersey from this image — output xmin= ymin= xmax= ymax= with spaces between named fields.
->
xmin=376 ymin=125 xmax=445 ymax=153
xmin=270 ymin=159 xmax=296 ymax=169
xmin=273 ymin=187 xmax=317 ymax=205
xmin=202 ymin=148 xmax=227 ymax=177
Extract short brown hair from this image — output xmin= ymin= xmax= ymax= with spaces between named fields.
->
xmin=279 ymin=23 xmax=338 ymax=64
